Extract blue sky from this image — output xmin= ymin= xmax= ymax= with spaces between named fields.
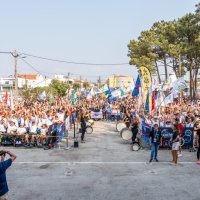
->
xmin=0 ymin=0 xmax=199 ymax=82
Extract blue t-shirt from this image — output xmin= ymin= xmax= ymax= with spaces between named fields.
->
xmin=0 ymin=158 xmax=12 ymax=196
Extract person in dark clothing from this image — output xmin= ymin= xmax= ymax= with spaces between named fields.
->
xmin=124 ymin=112 xmax=131 ymax=128
xmin=131 ymin=121 xmax=139 ymax=144
xmin=196 ymin=127 xmax=200 ymax=164
xmin=0 ymin=150 xmax=17 ymax=200
xmin=80 ymin=113 xmax=87 ymax=143
xmin=149 ymin=123 xmax=162 ymax=162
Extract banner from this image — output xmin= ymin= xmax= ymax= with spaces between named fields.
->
xmin=91 ymin=111 xmax=103 ymax=119
xmin=140 ymin=67 xmax=152 ymax=104
xmin=141 ymin=121 xmax=151 ymax=144
xmin=111 ymin=109 xmax=120 ymax=116
xmin=160 ymin=127 xmax=193 ymax=148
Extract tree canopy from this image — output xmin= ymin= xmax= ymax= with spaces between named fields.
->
xmin=128 ymin=4 xmax=200 ymax=97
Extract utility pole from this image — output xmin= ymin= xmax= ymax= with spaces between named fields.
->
xmin=98 ymin=76 xmax=101 ymax=89
xmin=13 ymin=50 xmax=18 ymax=105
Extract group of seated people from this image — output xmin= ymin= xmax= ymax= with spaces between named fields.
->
xmin=0 ymin=117 xmax=64 ymax=147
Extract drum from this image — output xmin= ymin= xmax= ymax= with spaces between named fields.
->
xmin=132 ymin=143 xmax=140 ymax=151
xmin=88 ymin=119 xmax=94 ymax=126
xmin=116 ymin=122 xmax=126 ymax=132
xmin=120 ymin=128 xmax=132 ymax=141
xmin=86 ymin=126 xmax=93 ymax=134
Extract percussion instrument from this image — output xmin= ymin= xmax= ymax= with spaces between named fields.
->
xmin=116 ymin=121 xmax=126 ymax=132
xmin=120 ymin=128 xmax=132 ymax=141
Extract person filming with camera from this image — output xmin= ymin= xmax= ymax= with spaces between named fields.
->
xmin=0 ymin=150 xmax=17 ymax=200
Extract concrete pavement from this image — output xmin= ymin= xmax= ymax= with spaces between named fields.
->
xmin=2 ymin=121 xmax=200 ymax=200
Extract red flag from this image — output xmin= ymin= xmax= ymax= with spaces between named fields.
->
xmin=5 ymin=90 xmax=8 ymax=105
xmin=151 ymin=91 xmax=155 ymax=111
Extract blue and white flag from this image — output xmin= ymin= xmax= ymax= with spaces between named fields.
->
xmin=132 ymin=75 xmax=141 ymax=96
xmin=104 ymin=84 xmax=111 ymax=95
xmin=111 ymin=89 xmax=121 ymax=98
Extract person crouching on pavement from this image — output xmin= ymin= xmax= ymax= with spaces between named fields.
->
xmin=0 ymin=149 xmax=17 ymax=200
xmin=149 ymin=123 xmax=162 ymax=162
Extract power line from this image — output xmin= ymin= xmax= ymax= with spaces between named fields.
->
xmin=19 ymin=52 xmax=129 ymax=66
xmin=19 ymin=56 xmax=45 ymax=76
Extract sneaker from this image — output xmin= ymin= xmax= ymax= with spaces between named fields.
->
xmin=16 ymin=141 xmax=19 ymax=145
xmin=155 ymin=159 xmax=159 ymax=162
xmin=149 ymin=159 xmax=153 ymax=163
xmin=196 ymin=160 xmax=200 ymax=165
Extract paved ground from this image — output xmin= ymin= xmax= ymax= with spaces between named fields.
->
xmin=2 ymin=121 xmax=200 ymax=200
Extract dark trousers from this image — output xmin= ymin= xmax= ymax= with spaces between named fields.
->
xmin=81 ymin=129 xmax=86 ymax=141
xmin=125 ymin=122 xmax=130 ymax=128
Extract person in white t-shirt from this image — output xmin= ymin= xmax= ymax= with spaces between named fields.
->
xmin=16 ymin=123 xmax=27 ymax=144
xmin=7 ymin=121 xmax=17 ymax=135
xmin=0 ymin=119 xmax=6 ymax=133
xmin=185 ymin=118 xmax=194 ymax=128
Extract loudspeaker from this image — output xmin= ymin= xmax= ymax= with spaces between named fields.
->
xmin=74 ymin=141 xmax=79 ymax=148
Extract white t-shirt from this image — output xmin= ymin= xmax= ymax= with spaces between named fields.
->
xmin=30 ymin=125 xmax=38 ymax=133
xmin=17 ymin=127 xmax=27 ymax=134
xmin=185 ymin=123 xmax=194 ymax=128
xmin=0 ymin=124 xmax=6 ymax=132
xmin=7 ymin=125 xmax=17 ymax=134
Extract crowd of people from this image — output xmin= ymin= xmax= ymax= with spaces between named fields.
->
xmin=0 ymin=95 xmax=199 ymax=163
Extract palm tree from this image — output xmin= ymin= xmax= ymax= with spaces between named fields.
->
xmin=83 ymin=81 xmax=90 ymax=90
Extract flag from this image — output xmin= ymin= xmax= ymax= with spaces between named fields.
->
xmin=132 ymin=75 xmax=141 ymax=96
xmin=49 ymin=95 xmax=55 ymax=104
xmin=145 ymin=92 xmax=150 ymax=111
xmin=5 ymin=90 xmax=8 ymax=105
xmin=162 ymin=92 xmax=174 ymax=106
xmin=151 ymin=91 xmax=156 ymax=111
xmin=140 ymin=67 xmax=152 ymax=104
xmin=172 ymin=77 xmax=187 ymax=93
xmin=104 ymin=84 xmax=111 ymax=95
xmin=38 ymin=91 xmax=46 ymax=101
xmin=71 ymin=92 xmax=75 ymax=105
xmin=10 ymin=89 xmax=14 ymax=110
xmin=111 ymin=89 xmax=121 ymax=98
